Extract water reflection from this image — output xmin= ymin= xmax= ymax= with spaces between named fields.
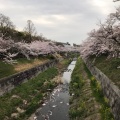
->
xmin=34 ymin=61 xmax=76 ymax=120
xmin=62 ymin=61 xmax=76 ymax=84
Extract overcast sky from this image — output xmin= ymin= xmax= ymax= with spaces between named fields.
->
xmin=0 ymin=0 xmax=119 ymax=45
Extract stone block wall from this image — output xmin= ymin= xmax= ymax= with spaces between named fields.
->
xmin=83 ymin=59 xmax=120 ymax=120
xmin=0 ymin=60 xmax=57 ymax=96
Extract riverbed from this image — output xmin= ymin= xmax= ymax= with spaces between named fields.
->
xmin=29 ymin=61 xmax=76 ymax=120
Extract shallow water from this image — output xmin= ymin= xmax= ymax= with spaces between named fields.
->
xmin=35 ymin=61 xmax=76 ymax=120
xmin=62 ymin=61 xmax=76 ymax=84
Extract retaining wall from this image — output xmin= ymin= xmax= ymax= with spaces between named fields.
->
xmin=0 ymin=60 xmax=57 ymax=96
xmin=83 ymin=59 xmax=120 ymax=120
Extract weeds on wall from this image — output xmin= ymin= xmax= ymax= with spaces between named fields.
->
xmin=83 ymin=63 xmax=114 ymax=120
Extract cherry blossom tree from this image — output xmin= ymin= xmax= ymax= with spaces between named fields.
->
xmin=29 ymin=41 xmax=74 ymax=55
xmin=80 ymin=38 xmax=110 ymax=60
xmin=0 ymin=14 xmax=79 ymax=64
xmin=0 ymin=33 xmax=18 ymax=64
xmin=14 ymin=42 xmax=31 ymax=60
xmin=80 ymin=7 xmax=120 ymax=60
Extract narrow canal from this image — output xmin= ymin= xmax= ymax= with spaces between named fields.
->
xmin=33 ymin=60 xmax=76 ymax=120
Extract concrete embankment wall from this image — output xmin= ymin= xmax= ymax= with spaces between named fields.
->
xmin=0 ymin=60 xmax=57 ymax=96
xmin=83 ymin=59 xmax=120 ymax=120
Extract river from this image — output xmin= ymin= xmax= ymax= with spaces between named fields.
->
xmin=32 ymin=61 xmax=76 ymax=120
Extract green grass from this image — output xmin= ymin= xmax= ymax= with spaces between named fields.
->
xmin=0 ymin=67 xmax=58 ymax=120
xmin=56 ymin=58 xmax=71 ymax=72
xmin=69 ymin=58 xmax=86 ymax=119
xmin=67 ymin=52 xmax=80 ymax=58
xmin=16 ymin=58 xmax=34 ymax=64
xmin=0 ymin=61 xmax=15 ymax=79
xmin=61 ymin=59 xmax=71 ymax=66
xmin=91 ymin=55 xmax=120 ymax=88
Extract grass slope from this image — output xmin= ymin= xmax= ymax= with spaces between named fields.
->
xmin=93 ymin=55 xmax=120 ymax=88
xmin=0 ymin=57 xmax=49 ymax=79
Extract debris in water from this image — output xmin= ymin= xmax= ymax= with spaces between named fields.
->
xmin=48 ymin=111 xmax=52 ymax=115
xmin=33 ymin=116 xmax=37 ymax=120
xmin=50 ymin=95 xmax=55 ymax=102
xmin=45 ymin=100 xmax=48 ymax=104
xmin=47 ymin=89 xmax=52 ymax=91
xmin=72 ymin=93 xmax=74 ymax=96
xmin=42 ymin=103 xmax=46 ymax=106
xmin=66 ymin=103 xmax=69 ymax=106
xmin=44 ymin=114 xmax=49 ymax=120
xmin=52 ymin=105 xmax=57 ymax=108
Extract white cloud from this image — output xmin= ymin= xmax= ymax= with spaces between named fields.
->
xmin=91 ymin=0 xmax=118 ymax=15
xmin=34 ymin=17 xmax=54 ymax=25
xmin=33 ymin=15 xmax=67 ymax=26
xmin=0 ymin=4 xmax=6 ymax=10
